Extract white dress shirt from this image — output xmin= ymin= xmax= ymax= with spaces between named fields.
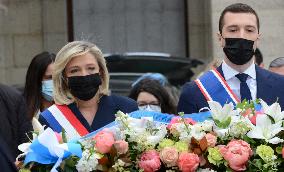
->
xmin=222 ymin=61 xmax=257 ymax=100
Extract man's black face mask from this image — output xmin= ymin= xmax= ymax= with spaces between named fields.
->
xmin=223 ymin=38 xmax=255 ymax=65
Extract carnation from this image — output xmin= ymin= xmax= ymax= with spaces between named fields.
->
xmin=160 ymin=147 xmax=179 ymax=167
xmin=138 ymin=150 xmax=161 ymax=172
xmin=178 ymin=152 xmax=200 ymax=172
xmin=93 ymin=130 xmax=115 ymax=154
xmin=174 ymin=141 xmax=188 ymax=152
xmin=219 ymin=140 xmax=252 ymax=171
xmin=205 ymin=133 xmax=217 ymax=147
xmin=114 ymin=140 xmax=128 ymax=154
xmin=158 ymin=139 xmax=175 ymax=150
xmin=207 ymin=147 xmax=223 ymax=166
xmin=256 ymin=145 xmax=276 ymax=163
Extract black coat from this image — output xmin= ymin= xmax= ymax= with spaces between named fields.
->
xmin=0 ymin=135 xmax=17 ymax=171
xmin=0 ymin=84 xmax=32 ymax=159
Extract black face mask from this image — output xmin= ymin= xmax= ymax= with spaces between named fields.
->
xmin=223 ymin=38 xmax=255 ymax=65
xmin=67 ymin=73 xmax=102 ymax=101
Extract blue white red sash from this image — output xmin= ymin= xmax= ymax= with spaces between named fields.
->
xmin=195 ymin=68 xmax=240 ymax=106
xmin=41 ymin=104 xmax=89 ymax=139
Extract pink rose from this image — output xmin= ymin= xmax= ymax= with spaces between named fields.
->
xmin=93 ymin=130 xmax=115 ymax=154
xmin=139 ymin=150 xmax=161 ymax=172
xmin=55 ymin=132 xmax=63 ymax=143
xmin=249 ymin=111 xmax=263 ymax=125
xmin=160 ymin=147 xmax=179 ymax=167
xmin=177 ymin=152 xmax=200 ymax=172
xmin=168 ymin=117 xmax=196 ymax=129
xmin=114 ymin=140 xmax=128 ymax=154
xmin=205 ymin=133 xmax=217 ymax=147
xmin=241 ymin=109 xmax=263 ymax=125
xmin=282 ymin=147 xmax=284 ymax=159
xmin=219 ymin=140 xmax=252 ymax=171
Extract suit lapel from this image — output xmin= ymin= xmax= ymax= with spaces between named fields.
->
xmin=216 ymin=65 xmax=224 ymax=77
xmin=255 ymin=66 xmax=273 ymax=102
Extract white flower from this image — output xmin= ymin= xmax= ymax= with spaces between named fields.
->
xmin=32 ymin=117 xmax=45 ymax=134
xmin=208 ymin=101 xmax=238 ymax=124
xmin=197 ymin=168 xmax=216 ymax=172
xmin=213 ymin=127 xmax=229 ymax=138
xmin=260 ymin=99 xmax=284 ymax=123
xmin=200 ymin=120 xmax=214 ymax=131
xmin=175 ymin=124 xmax=192 ymax=142
xmin=229 ymin=119 xmax=252 ymax=138
xmin=191 ymin=123 xmax=206 ymax=140
xmin=146 ymin=125 xmax=167 ymax=145
xmin=247 ymin=115 xmax=284 ymax=144
xmin=76 ymin=150 xmax=100 ymax=172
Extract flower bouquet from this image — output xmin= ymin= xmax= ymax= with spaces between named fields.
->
xmin=18 ymin=99 xmax=284 ymax=172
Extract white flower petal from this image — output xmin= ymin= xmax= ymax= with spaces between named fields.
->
xmin=256 ymin=115 xmax=271 ymax=127
xmin=223 ymin=103 xmax=234 ymax=116
xmin=268 ymin=137 xmax=284 ymax=144
xmin=246 ymin=127 xmax=265 ymax=139
xmin=260 ymin=99 xmax=269 ymax=112
xmin=18 ymin=143 xmax=31 ymax=153
xmin=208 ymin=101 xmax=222 ymax=118
xmin=270 ymin=122 xmax=284 ymax=136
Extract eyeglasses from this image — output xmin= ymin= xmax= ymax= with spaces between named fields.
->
xmin=138 ymin=104 xmax=161 ymax=112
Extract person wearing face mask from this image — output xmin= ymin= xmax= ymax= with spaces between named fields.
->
xmin=23 ymin=52 xmax=56 ymax=131
xmin=178 ymin=3 xmax=284 ymax=114
xmin=38 ymin=41 xmax=138 ymax=139
xmin=129 ymin=79 xmax=176 ymax=114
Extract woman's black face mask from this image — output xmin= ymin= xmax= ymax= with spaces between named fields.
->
xmin=67 ymin=73 xmax=102 ymax=101
xmin=223 ymin=37 xmax=255 ymax=65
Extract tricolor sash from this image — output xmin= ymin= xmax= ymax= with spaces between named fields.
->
xmin=41 ymin=104 xmax=89 ymax=139
xmin=195 ymin=68 xmax=240 ymax=106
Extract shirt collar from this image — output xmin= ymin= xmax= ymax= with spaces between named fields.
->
xmin=222 ymin=61 xmax=256 ymax=80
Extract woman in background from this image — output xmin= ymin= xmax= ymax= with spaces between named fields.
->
xmin=39 ymin=41 xmax=138 ymax=139
xmin=129 ymin=78 xmax=176 ymax=114
xmin=23 ymin=52 xmax=56 ymax=120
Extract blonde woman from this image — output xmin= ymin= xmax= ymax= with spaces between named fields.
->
xmin=39 ymin=41 xmax=138 ymax=139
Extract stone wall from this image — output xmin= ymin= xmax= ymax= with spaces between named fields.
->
xmin=0 ymin=0 xmax=67 ymax=86
xmin=1 ymin=0 xmax=284 ymax=86
xmin=73 ymin=0 xmax=187 ymax=57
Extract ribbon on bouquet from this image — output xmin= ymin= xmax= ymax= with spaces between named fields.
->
xmin=80 ymin=110 xmax=212 ymax=140
xmin=81 ymin=102 xmax=262 ymax=140
xmin=23 ymin=128 xmax=82 ymax=172
xmin=129 ymin=110 xmax=212 ymax=123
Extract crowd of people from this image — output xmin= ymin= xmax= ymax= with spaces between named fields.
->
xmin=1 ymin=2 xmax=284 ymax=170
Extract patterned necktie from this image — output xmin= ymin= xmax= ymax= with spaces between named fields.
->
xmin=235 ymin=73 xmax=252 ymax=101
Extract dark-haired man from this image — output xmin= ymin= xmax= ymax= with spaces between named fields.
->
xmin=269 ymin=57 xmax=284 ymax=75
xmin=254 ymin=48 xmax=264 ymax=68
xmin=178 ymin=3 xmax=284 ymax=114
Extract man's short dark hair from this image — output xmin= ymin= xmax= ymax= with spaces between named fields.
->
xmin=254 ymin=48 xmax=263 ymax=65
xmin=269 ymin=57 xmax=284 ymax=68
xmin=219 ymin=3 xmax=260 ymax=33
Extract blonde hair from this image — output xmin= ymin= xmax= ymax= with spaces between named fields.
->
xmin=53 ymin=41 xmax=109 ymax=105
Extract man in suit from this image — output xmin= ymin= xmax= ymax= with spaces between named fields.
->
xmin=178 ymin=3 xmax=284 ymax=114
xmin=0 ymin=84 xmax=33 ymax=159
xmin=0 ymin=135 xmax=18 ymax=171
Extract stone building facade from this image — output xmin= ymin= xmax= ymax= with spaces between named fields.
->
xmin=0 ymin=0 xmax=284 ymax=86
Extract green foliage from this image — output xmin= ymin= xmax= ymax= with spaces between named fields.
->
xmin=214 ymin=117 xmax=231 ymax=129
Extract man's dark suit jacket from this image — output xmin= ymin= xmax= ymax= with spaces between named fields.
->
xmin=0 ymin=135 xmax=17 ymax=171
xmin=0 ymin=84 xmax=33 ymax=159
xmin=177 ymin=65 xmax=284 ymax=114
